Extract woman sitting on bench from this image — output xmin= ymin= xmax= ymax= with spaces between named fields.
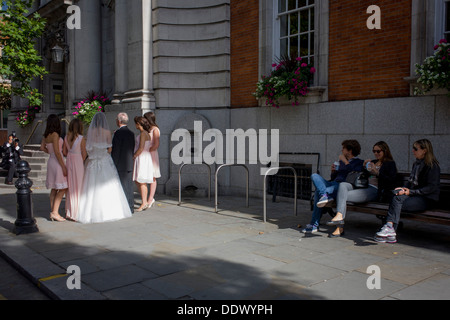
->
xmin=327 ymin=141 xmax=398 ymax=238
xmin=374 ymin=139 xmax=440 ymax=244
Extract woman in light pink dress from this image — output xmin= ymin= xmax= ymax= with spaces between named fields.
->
xmin=63 ymin=119 xmax=87 ymax=221
xmin=133 ymin=116 xmax=154 ymax=212
xmin=144 ymin=112 xmax=161 ymax=208
xmin=40 ymin=114 xmax=68 ymax=222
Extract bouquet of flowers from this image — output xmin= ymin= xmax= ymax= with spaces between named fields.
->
xmin=414 ymin=39 xmax=450 ymax=96
xmin=72 ymin=91 xmax=111 ymax=125
xmin=15 ymin=106 xmax=40 ymax=128
xmin=254 ymin=55 xmax=316 ymax=108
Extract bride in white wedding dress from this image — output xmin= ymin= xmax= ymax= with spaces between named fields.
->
xmin=77 ymin=113 xmax=132 ymax=224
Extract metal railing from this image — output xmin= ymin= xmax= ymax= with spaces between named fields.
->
xmin=215 ymin=164 xmax=249 ymax=213
xmin=263 ymin=167 xmax=297 ymax=223
xmin=178 ymin=163 xmax=212 ymax=206
xmin=25 ymin=115 xmax=70 ymax=145
xmin=26 ymin=120 xmax=44 ymax=145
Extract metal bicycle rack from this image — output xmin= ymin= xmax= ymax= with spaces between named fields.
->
xmin=178 ymin=163 xmax=211 ymax=206
xmin=215 ymin=164 xmax=249 ymax=213
xmin=263 ymin=167 xmax=297 ymax=223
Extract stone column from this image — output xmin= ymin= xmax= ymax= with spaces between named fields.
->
xmin=122 ymin=0 xmax=155 ymax=112
xmin=69 ymin=0 xmax=102 ymax=101
xmin=111 ymin=0 xmax=129 ymax=104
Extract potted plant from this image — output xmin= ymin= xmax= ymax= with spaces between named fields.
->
xmin=72 ymin=91 xmax=111 ymax=125
xmin=254 ymin=55 xmax=316 ymax=108
xmin=414 ymin=39 xmax=450 ymax=96
xmin=15 ymin=105 xmax=40 ymax=128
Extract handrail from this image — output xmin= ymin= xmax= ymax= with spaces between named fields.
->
xmin=61 ymin=118 xmax=70 ymax=126
xmin=25 ymin=117 xmax=70 ymax=145
xmin=215 ymin=164 xmax=249 ymax=213
xmin=263 ymin=167 xmax=297 ymax=223
xmin=25 ymin=120 xmax=43 ymax=145
xmin=178 ymin=163 xmax=212 ymax=206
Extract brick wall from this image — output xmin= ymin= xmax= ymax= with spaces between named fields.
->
xmin=328 ymin=0 xmax=412 ymax=101
xmin=230 ymin=0 xmax=259 ymax=108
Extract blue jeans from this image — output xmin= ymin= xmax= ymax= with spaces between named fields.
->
xmin=309 ymin=174 xmax=340 ymax=226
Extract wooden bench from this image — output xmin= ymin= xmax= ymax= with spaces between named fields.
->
xmin=343 ymin=173 xmax=450 ymax=227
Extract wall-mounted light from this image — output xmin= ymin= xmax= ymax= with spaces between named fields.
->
xmin=51 ymin=45 xmax=65 ymax=63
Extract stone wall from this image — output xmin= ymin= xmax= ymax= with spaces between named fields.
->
xmin=225 ymin=95 xmax=450 ymax=198
xmin=152 ymin=0 xmax=230 ymax=109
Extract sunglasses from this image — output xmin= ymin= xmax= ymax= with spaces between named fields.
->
xmin=413 ymin=146 xmax=419 ymax=151
xmin=372 ymin=150 xmax=383 ymax=154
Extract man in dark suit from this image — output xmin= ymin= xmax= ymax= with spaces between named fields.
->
xmin=111 ymin=113 xmax=135 ymax=213
xmin=1 ymin=133 xmax=24 ymax=185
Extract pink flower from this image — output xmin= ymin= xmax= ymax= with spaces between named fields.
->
xmin=272 ymin=63 xmax=277 ymax=68
xmin=301 ymin=63 xmax=307 ymax=67
xmin=434 ymin=45 xmax=439 ymax=50
xmin=439 ymin=39 xmax=447 ymax=44
xmin=310 ymin=67 xmax=316 ymax=74
xmin=296 ymin=57 xmax=302 ymax=62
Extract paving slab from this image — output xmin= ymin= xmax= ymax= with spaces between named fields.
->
xmin=0 ymin=187 xmax=449 ymax=301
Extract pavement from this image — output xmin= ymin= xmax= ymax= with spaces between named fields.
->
xmin=0 ymin=184 xmax=450 ymax=301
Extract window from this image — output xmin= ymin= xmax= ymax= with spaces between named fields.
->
xmin=436 ymin=0 xmax=450 ymax=42
xmin=445 ymin=0 xmax=450 ymax=41
xmin=276 ymin=0 xmax=315 ymax=64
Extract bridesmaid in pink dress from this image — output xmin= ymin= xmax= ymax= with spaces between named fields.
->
xmin=133 ymin=116 xmax=154 ymax=212
xmin=63 ymin=119 xmax=87 ymax=221
xmin=144 ymin=112 xmax=161 ymax=208
xmin=40 ymin=114 xmax=68 ymax=222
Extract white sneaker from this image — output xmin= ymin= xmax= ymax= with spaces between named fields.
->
xmin=376 ymin=224 xmax=396 ymax=238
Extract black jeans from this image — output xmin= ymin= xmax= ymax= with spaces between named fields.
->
xmin=5 ymin=162 xmax=17 ymax=183
xmin=386 ymin=195 xmax=430 ymax=229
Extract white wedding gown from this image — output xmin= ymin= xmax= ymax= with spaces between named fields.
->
xmin=77 ymin=143 xmax=132 ymax=224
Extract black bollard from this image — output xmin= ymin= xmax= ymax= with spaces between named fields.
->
xmin=14 ymin=161 xmax=39 ymax=235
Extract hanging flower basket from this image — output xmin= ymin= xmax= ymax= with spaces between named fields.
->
xmin=254 ymin=55 xmax=316 ymax=108
xmin=414 ymin=39 xmax=450 ymax=96
xmin=15 ymin=106 xmax=41 ymax=128
xmin=72 ymin=92 xmax=111 ymax=125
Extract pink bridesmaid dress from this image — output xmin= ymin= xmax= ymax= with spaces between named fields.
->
xmin=46 ymin=138 xmax=68 ymax=190
xmin=65 ymin=135 xmax=85 ymax=221
xmin=149 ymin=127 xmax=161 ymax=179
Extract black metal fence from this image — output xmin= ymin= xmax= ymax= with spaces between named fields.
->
xmin=267 ymin=163 xmax=313 ymax=201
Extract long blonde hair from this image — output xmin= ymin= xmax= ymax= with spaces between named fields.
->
xmin=414 ymin=139 xmax=439 ymax=167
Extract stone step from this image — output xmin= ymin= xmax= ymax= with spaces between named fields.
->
xmin=23 ymin=144 xmax=42 ymax=152
xmin=21 ymin=156 xmax=48 ymax=164
xmin=28 ymin=170 xmax=46 ymax=179
xmin=23 ymin=150 xmax=50 ymax=158
xmin=29 ymin=163 xmax=46 ymax=171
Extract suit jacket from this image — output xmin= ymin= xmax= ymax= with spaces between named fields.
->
xmin=111 ymin=126 xmax=135 ymax=172
xmin=1 ymin=142 xmax=23 ymax=168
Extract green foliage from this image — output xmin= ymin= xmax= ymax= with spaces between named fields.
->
xmin=72 ymin=91 xmax=111 ymax=125
xmin=15 ymin=105 xmax=40 ymax=128
xmin=0 ymin=0 xmax=47 ymax=107
xmin=254 ymin=55 xmax=316 ymax=108
xmin=414 ymin=39 xmax=450 ymax=96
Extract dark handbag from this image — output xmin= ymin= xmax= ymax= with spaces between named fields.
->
xmin=345 ymin=171 xmax=369 ymax=189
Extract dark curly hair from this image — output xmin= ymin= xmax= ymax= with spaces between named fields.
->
xmin=342 ymin=140 xmax=361 ymax=157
